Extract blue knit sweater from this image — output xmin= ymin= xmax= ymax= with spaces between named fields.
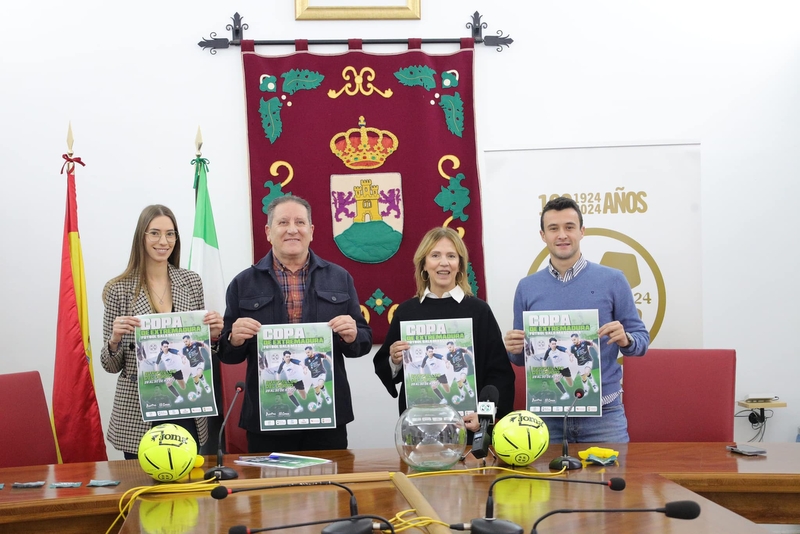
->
xmin=510 ymin=262 xmax=649 ymax=401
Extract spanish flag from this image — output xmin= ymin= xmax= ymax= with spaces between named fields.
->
xmin=52 ymin=151 xmax=107 ymax=463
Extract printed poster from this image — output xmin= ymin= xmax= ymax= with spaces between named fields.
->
xmin=256 ymin=322 xmax=335 ymax=431
xmin=523 ymin=310 xmax=601 ymax=417
xmin=135 ymin=311 xmax=218 ymax=422
xmin=400 ymin=318 xmax=477 ymax=416
xmin=234 ymin=453 xmax=332 ymax=470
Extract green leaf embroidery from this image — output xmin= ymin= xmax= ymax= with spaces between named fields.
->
xmin=394 ymin=65 xmax=437 ymax=90
xmin=467 ymin=262 xmax=479 ymax=295
xmin=262 ymin=181 xmax=290 ymax=214
xmin=439 ymin=93 xmax=464 ymax=137
xmin=441 ymin=71 xmax=459 ymax=89
xmin=366 ymin=289 xmax=393 ymax=315
xmin=281 ymin=69 xmax=325 ymax=95
xmin=434 ymin=173 xmax=471 ymax=221
xmin=260 ymin=75 xmax=278 ymax=92
xmin=259 ymin=97 xmax=283 ymax=144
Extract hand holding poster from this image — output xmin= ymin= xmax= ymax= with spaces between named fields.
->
xmin=400 ymin=318 xmax=477 ymax=415
xmin=135 ymin=311 xmax=218 ymax=422
xmin=257 ymin=323 xmax=335 ymax=431
xmin=523 ymin=310 xmax=601 ymax=417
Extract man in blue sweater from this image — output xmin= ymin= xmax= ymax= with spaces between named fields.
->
xmin=504 ymin=196 xmax=649 ymax=443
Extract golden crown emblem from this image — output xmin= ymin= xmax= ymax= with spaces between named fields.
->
xmin=330 ymin=116 xmax=398 ymax=170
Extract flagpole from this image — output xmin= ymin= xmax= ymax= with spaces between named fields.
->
xmin=53 ymin=122 xmax=108 ymax=463
xmin=189 ymin=127 xmax=226 ymax=455
xmin=194 ymin=126 xmax=203 ymax=203
xmin=66 ymin=122 xmax=74 ymax=175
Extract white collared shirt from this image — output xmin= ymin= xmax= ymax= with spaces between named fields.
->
xmin=420 ymin=284 xmax=466 ymax=303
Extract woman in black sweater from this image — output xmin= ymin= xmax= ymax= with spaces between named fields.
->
xmin=373 ymin=227 xmax=515 ymax=430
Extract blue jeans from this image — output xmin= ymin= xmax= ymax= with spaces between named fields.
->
xmin=544 ymin=399 xmax=630 ymax=444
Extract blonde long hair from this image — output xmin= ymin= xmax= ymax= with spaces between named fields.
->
xmin=412 ymin=227 xmax=473 ymax=299
xmin=102 ymin=205 xmax=181 ymax=303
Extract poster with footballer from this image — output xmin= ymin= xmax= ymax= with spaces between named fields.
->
xmin=256 ymin=322 xmax=335 ymax=432
xmin=135 ymin=310 xmax=218 ymax=423
xmin=400 ymin=318 xmax=477 ymax=416
xmin=523 ymin=309 xmax=602 ymax=417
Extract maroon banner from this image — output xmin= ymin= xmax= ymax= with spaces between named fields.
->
xmin=241 ymin=40 xmax=485 ymax=343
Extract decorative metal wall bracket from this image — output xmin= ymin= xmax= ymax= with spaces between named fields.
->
xmin=467 ymin=11 xmax=513 ymax=52
xmin=197 ymin=11 xmax=512 ymax=54
xmin=197 ymin=12 xmax=249 ymax=54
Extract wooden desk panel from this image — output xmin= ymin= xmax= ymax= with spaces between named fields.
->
xmin=125 ymin=481 xmax=411 ymax=534
xmin=580 ymin=442 xmax=800 ymax=523
xmin=0 ymin=458 xmax=153 ymax=534
xmin=409 ymin=472 xmax=771 ymax=534
xmin=2 ymin=443 xmax=798 ymax=532
xmin=119 ymin=471 xmax=772 ymax=533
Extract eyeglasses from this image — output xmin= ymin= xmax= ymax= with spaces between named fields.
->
xmin=144 ymin=230 xmax=178 ymax=243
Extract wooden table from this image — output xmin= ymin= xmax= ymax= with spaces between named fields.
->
xmin=1 ymin=443 xmax=797 ymax=533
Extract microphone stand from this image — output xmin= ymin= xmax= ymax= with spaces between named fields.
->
xmin=549 ymin=388 xmax=584 ymax=471
xmin=467 ymin=385 xmax=500 ymax=463
xmin=205 ymin=382 xmax=245 ymax=480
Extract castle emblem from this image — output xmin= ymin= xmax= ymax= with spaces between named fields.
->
xmin=330 ymin=174 xmax=403 ymax=263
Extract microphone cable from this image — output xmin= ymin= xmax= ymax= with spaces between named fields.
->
xmin=228 ymin=514 xmax=395 ymax=534
xmin=212 ymin=480 xmax=360 ymax=515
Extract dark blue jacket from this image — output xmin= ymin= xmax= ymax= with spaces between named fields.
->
xmin=218 ymin=250 xmax=372 ymax=433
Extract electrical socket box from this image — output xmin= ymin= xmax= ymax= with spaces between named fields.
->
xmin=744 ymin=394 xmax=779 ymax=403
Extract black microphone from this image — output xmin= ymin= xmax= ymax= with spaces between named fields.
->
xmin=462 ymin=474 xmax=626 ymax=534
xmin=530 ymin=500 xmax=701 ymax=533
xmin=212 ymin=481 xmax=359 ymax=516
xmin=204 ymin=381 xmax=246 ymax=480
xmin=471 ymin=385 xmax=500 ymax=459
xmin=228 ymin=514 xmax=393 ymax=534
xmin=548 ymin=388 xmax=584 ymax=471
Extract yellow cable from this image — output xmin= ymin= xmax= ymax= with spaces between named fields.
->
xmin=385 ymin=508 xmax=450 ymax=533
xmin=406 ymin=465 xmax=567 ymax=478
xmin=105 ymin=478 xmax=219 ymax=534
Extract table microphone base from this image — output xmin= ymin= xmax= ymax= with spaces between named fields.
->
xmin=549 ymin=455 xmax=583 ymax=470
xmin=469 ymin=518 xmax=523 ymax=534
xmin=204 ymin=465 xmax=239 ymax=480
xmin=321 ymin=517 xmax=374 ymax=534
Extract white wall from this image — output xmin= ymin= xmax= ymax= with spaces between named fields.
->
xmin=2 ymin=0 xmax=798 ymax=459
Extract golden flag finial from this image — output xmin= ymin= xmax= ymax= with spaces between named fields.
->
xmin=195 ymin=126 xmax=203 ymax=157
xmin=67 ymin=122 xmax=74 ymax=157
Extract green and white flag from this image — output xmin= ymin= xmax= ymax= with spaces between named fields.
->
xmin=188 ymin=156 xmax=225 ymax=314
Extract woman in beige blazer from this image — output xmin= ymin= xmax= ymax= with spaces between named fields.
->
xmin=100 ymin=205 xmax=223 ymax=458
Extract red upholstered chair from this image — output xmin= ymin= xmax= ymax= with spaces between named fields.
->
xmin=513 ymin=364 xmax=527 ymax=411
xmin=220 ymin=361 xmax=249 ymax=454
xmin=0 ymin=371 xmax=59 ymax=467
xmin=623 ymin=349 xmax=736 ymax=442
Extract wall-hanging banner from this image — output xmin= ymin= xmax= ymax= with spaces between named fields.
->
xmin=241 ymin=39 xmax=485 ymax=343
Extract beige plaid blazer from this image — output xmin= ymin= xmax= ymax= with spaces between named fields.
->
xmin=100 ymin=265 xmax=209 ymax=454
